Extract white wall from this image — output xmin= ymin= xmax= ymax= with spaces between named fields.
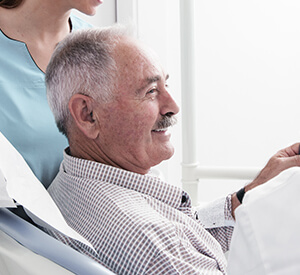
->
xmin=194 ymin=0 xmax=300 ymax=201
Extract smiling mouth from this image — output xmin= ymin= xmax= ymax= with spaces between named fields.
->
xmin=152 ymin=115 xmax=177 ymax=133
xmin=152 ymin=128 xmax=168 ymax=133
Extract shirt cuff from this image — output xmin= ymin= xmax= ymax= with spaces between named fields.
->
xmin=193 ymin=195 xmax=235 ymax=228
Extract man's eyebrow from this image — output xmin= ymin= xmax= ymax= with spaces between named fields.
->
xmin=136 ymin=74 xmax=169 ymax=95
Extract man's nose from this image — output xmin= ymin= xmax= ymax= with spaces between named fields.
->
xmin=160 ymin=92 xmax=180 ymax=117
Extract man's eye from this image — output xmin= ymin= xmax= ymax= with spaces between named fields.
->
xmin=147 ymin=89 xmax=157 ymax=95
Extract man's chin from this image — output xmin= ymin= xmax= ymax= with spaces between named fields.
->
xmin=155 ymin=145 xmax=175 ymax=163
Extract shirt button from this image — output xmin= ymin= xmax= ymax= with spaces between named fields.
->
xmin=181 ymin=195 xmax=187 ymax=204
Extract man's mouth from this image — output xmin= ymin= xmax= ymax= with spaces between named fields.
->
xmin=152 ymin=116 xmax=177 ymax=133
xmin=152 ymin=127 xmax=168 ymax=133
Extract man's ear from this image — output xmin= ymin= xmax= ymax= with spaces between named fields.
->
xmin=68 ymin=94 xmax=99 ymax=140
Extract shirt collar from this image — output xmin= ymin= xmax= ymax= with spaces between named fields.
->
xmin=62 ymin=148 xmax=191 ymax=209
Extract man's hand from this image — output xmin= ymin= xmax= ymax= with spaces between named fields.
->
xmin=232 ymin=143 xmax=300 ymax=217
xmin=246 ymin=143 xmax=300 ymax=191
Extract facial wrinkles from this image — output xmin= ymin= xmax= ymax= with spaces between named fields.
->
xmin=97 ymin=106 xmax=153 ymax=172
xmin=116 ymin=41 xmax=163 ymax=97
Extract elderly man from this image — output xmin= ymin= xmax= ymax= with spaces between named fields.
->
xmin=44 ymin=26 xmax=300 ymax=274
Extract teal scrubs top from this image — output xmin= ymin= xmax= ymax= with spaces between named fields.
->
xmin=0 ymin=15 xmax=92 ymax=188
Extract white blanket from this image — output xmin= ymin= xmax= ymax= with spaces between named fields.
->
xmin=0 ymin=132 xmax=94 ymax=250
xmin=227 ymin=168 xmax=300 ymax=275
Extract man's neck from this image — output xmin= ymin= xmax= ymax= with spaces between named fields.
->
xmin=69 ymin=140 xmax=151 ymax=176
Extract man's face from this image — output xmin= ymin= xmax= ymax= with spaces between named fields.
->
xmin=94 ymin=38 xmax=180 ymax=174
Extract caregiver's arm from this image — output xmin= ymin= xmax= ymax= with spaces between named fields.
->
xmin=231 ymin=143 xmax=300 ymax=217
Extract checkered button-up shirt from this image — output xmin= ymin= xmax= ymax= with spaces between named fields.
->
xmin=45 ymin=149 xmax=234 ymax=274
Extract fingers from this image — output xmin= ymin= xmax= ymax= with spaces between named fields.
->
xmin=246 ymin=143 xmax=300 ymax=191
xmin=270 ymin=151 xmax=300 ymax=175
xmin=275 ymin=143 xmax=300 ymax=158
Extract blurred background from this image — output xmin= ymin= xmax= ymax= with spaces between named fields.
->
xmin=75 ymin=0 xmax=300 ymax=203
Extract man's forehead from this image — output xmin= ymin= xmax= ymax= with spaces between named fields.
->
xmin=115 ymin=37 xmax=162 ymax=68
xmin=112 ymin=37 xmax=169 ymax=93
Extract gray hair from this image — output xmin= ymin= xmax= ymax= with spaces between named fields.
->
xmin=46 ymin=25 xmax=130 ymax=137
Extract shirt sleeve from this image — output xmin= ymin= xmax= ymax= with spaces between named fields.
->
xmin=193 ymin=195 xmax=235 ymax=252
